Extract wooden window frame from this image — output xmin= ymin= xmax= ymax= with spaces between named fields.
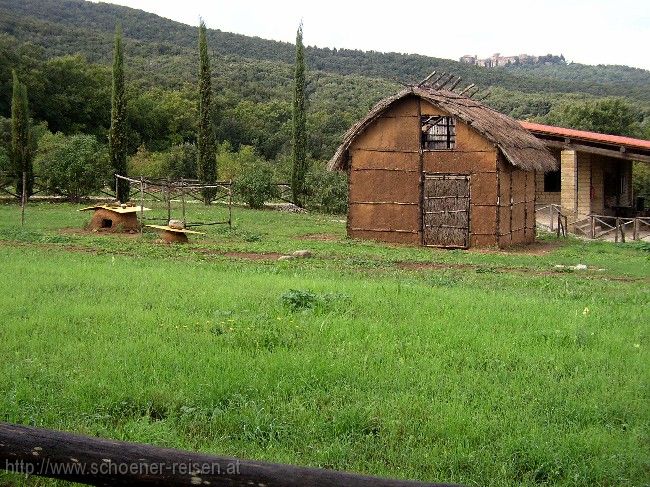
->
xmin=421 ymin=116 xmax=456 ymax=150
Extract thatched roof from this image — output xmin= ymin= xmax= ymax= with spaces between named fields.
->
xmin=327 ymin=86 xmax=558 ymax=172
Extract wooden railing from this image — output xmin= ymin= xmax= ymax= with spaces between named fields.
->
xmin=0 ymin=423 xmax=459 ymax=487
xmin=573 ymin=214 xmax=650 ymax=241
xmin=535 ymin=204 xmax=567 ymax=237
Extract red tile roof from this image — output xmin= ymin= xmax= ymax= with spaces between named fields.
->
xmin=519 ymin=121 xmax=650 ymax=151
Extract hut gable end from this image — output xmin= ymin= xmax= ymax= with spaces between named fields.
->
xmin=328 ymin=87 xmax=557 ymax=173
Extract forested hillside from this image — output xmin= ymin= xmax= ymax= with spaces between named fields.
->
xmin=1 ymin=0 xmax=649 ymax=208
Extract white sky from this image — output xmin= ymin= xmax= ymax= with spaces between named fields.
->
xmin=92 ymin=0 xmax=650 ymax=70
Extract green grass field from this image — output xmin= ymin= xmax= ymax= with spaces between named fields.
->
xmin=0 ymin=201 xmax=648 ymax=486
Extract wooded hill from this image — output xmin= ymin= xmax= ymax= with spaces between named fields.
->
xmin=1 ymin=0 xmax=649 ymax=164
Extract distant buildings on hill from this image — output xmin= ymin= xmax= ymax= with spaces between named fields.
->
xmin=460 ymin=53 xmax=566 ymax=68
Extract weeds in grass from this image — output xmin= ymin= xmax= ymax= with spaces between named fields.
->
xmin=281 ymin=289 xmax=351 ymax=313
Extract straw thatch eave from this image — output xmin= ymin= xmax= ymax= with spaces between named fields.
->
xmin=327 ymin=86 xmax=558 ymax=173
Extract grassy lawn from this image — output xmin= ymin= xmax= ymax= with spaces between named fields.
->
xmin=0 ymin=201 xmax=648 ymax=486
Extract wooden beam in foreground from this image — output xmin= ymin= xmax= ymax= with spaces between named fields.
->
xmin=0 ymin=423 xmax=459 ymax=487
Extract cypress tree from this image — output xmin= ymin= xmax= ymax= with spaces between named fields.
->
xmin=291 ymin=22 xmax=307 ymax=207
xmin=11 ymin=70 xmax=33 ymax=199
xmin=109 ymin=24 xmax=129 ymax=202
xmin=197 ymin=19 xmax=216 ymax=204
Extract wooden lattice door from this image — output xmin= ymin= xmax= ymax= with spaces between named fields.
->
xmin=423 ymin=174 xmax=470 ymax=248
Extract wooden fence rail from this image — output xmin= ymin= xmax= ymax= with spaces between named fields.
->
xmin=0 ymin=423 xmax=459 ymax=487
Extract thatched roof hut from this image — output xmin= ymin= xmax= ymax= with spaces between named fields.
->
xmin=328 ymin=86 xmax=557 ymax=248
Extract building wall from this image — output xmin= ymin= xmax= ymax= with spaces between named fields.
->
xmin=347 ymin=95 xmax=533 ymax=247
xmin=348 ymin=96 xmax=421 ymax=244
xmin=498 ymin=158 xmax=536 ymax=246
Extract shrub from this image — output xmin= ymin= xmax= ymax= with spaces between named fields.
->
xmin=34 ymin=132 xmax=110 ymax=201
xmin=217 ymin=143 xmax=263 ymax=181
xmin=127 ymin=144 xmax=169 ymax=178
xmin=305 ymin=162 xmax=348 ymax=214
xmin=0 ymin=146 xmax=9 ymax=173
xmin=233 ymin=150 xmax=278 ymax=209
xmin=234 ymin=163 xmax=277 ymax=209
xmin=166 ymin=143 xmax=197 ymax=179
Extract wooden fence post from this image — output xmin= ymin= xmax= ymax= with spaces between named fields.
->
xmin=633 ymin=218 xmax=639 ymax=241
xmin=20 ymin=171 xmax=26 ymax=226
xmin=228 ymin=179 xmax=233 ymax=229
xmin=139 ymin=177 xmax=144 ymax=235
xmin=549 ymin=205 xmax=554 ymax=231
xmin=590 ymin=215 xmax=595 ymax=239
xmin=180 ymin=177 xmax=186 ymax=225
xmin=166 ymin=178 xmax=171 ymax=224
xmin=620 ymin=219 xmax=625 ymax=243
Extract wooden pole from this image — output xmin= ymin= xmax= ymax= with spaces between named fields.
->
xmin=549 ymin=206 xmax=554 ymax=231
xmin=615 ymin=217 xmax=620 ymax=243
xmin=0 ymin=422 xmax=451 ymax=487
xmin=115 ymin=175 xmax=119 ymax=201
xmin=556 ymin=212 xmax=561 ymax=238
xmin=228 ymin=179 xmax=232 ymax=229
xmin=180 ymin=177 xmax=186 ymax=225
xmin=139 ymin=177 xmax=144 ymax=235
xmin=20 ymin=171 xmax=26 ymax=226
xmin=166 ymin=178 xmax=171 ymax=224
xmin=620 ymin=218 xmax=625 ymax=243
xmin=633 ymin=218 xmax=639 ymax=241
xmin=590 ymin=215 xmax=595 ymax=239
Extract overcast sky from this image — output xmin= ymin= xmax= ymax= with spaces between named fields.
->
xmin=93 ymin=0 xmax=650 ymax=70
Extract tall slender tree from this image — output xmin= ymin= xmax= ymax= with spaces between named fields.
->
xmin=109 ymin=24 xmax=129 ymax=202
xmin=197 ymin=19 xmax=216 ymax=204
xmin=291 ymin=22 xmax=307 ymax=207
xmin=11 ymin=70 xmax=33 ymax=199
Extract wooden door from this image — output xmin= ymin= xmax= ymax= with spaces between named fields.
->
xmin=423 ymin=174 xmax=470 ymax=248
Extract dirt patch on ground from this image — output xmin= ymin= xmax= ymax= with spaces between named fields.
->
xmin=196 ymin=248 xmax=283 ymax=261
xmin=221 ymin=251 xmax=283 ymax=261
xmin=397 ymin=262 xmax=478 ymax=272
xmin=395 ymin=260 xmax=641 ymax=282
xmin=472 ymin=241 xmax=563 ymax=256
xmin=59 ymin=227 xmax=141 ymax=238
xmin=296 ymin=233 xmax=341 ymax=242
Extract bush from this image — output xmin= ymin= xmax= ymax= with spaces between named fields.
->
xmin=305 ymin=162 xmax=348 ymax=214
xmin=166 ymin=143 xmax=197 ymax=179
xmin=0 ymin=146 xmax=9 ymax=173
xmin=34 ymin=132 xmax=110 ymax=201
xmin=233 ymin=161 xmax=278 ymax=209
xmin=127 ymin=144 xmax=168 ymax=178
xmin=217 ymin=142 xmax=263 ymax=181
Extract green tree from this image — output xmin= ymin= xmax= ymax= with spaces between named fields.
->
xmin=34 ymin=55 xmax=111 ymax=137
xmin=34 ymin=132 xmax=110 ymax=202
xmin=109 ymin=25 xmax=129 ymax=202
xmin=11 ymin=70 xmax=33 ymax=198
xmin=290 ymin=22 xmax=307 ymax=206
xmin=544 ymin=98 xmax=643 ymax=137
xmin=197 ymin=19 xmax=216 ymax=204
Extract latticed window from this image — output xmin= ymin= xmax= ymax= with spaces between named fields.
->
xmin=421 ymin=116 xmax=456 ymax=150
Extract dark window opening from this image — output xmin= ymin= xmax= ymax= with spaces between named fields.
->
xmin=421 ymin=116 xmax=456 ymax=150
xmin=543 ymin=171 xmax=561 ymax=192
xmin=101 ymin=218 xmax=113 ymax=228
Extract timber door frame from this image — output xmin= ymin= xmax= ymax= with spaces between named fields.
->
xmin=422 ymin=173 xmax=471 ymax=249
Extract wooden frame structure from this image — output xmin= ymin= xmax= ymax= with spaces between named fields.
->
xmin=114 ymin=174 xmax=233 ymax=233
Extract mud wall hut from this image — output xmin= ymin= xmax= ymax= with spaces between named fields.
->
xmin=328 ymin=86 xmax=558 ymax=248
